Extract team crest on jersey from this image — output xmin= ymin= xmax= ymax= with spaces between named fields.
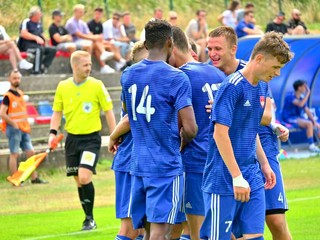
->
xmin=260 ymin=96 xmax=265 ymax=108
xmin=82 ymin=102 xmax=93 ymax=113
xmin=12 ymin=101 xmax=18 ymax=108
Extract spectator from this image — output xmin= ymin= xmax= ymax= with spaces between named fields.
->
xmin=103 ymin=12 xmax=132 ymax=60
xmin=66 ymin=4 xmax=115 ymax=74
xmin=282 ymin=80 xmax=320 ymax=153
xmin=185 ymin=10 xmax=208 ymax=62
xmin=236 ymin=2 xmax=255 ymax=22
xmin=17 ymin=6 xmax=56 ymax=74
xmin=122 ymin=11 xmax=138 ymax=42
xmin=235 ymin=10 xmax=263 ymax=38
xmin=168 ymin=11 xmax=178 ymax=26
xmin=49 ymin=10 xmax=76 ymax=53
xmin=140 ymin=8 xmax=163 ymax=40
xmin=0 ymin=70 xmax=47 ymax=184
xmin=87 ymin=7 xmax=126 ymax=71
xmin=287 ymin=9 xmax=309 ymax=35
xmin=217 ymin=0 xmax=240 ymax=29
xmin=0 ymin=25 xmax=33 ymax=71
xmin=266 ymin=11 xmax=288 ymax=35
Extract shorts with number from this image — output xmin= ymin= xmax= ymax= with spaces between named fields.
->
xmin=6 ymin=124 xmax=33 ymax=153
xmin=265 ymin=156 xmax=288 ymax=214
xmin=65 ymin=132 xmax=101 ymax=176
xmin=200 ymin=187 xmax=265 ymax=239
xmin=115 ymin=171 xmax=132 ymax=219
xmin=184 ymin=172 xmax=205 ymax=215
xmin=130 ymin=175 xmax=183 ymax=229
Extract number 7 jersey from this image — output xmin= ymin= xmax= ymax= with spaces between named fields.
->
xmin=121 ymin=59 xmax=192 ymax=177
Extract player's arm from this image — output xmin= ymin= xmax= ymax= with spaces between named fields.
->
xmin=256 ymin=134 xmax=276 ymax=189
xmin=104 ymin=109 xmax=116 ymax=134
xmin=260 ymin=97 xmax=272 ymax=126
xmin=48 ymin=111 xmax=62 ymax=146
xmin=293 ymin=84 xmax=310 ymax=108
xmin=178 ymin=106 xmax=198 ymax=150
xmin=108 ymin=114 xmax=131 ymax=154
xmin=214 ymin=123 xmax=250 ymax=202
xmin=0 ymin=102 xmax=19 ymax=129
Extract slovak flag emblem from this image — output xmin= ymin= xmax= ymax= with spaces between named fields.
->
xmin=260 ymin=96 xmax=265 ymax=108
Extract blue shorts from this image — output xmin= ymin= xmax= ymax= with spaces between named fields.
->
xmin=184 ymin=172 xmax=205 ymax=216
xmin=200 ymin=188 xmax=265 ymax=239
xmin=115 ymin=171 xmax=132 ymax=219
xmin=265 ymin=156 xmax=288 ymax=214
xmin=6 ymin=125 xmax=33 ymax=153
xmin=284 ymin=117 xmax=300 ymax=128
xmin=130 ymin=175 xmax=183 ymax=229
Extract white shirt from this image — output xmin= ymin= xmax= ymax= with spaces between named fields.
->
xmin=222 ymin=10 xmax=237 ymax=29
xmin=0 ymin=25 xmax=10 ymax=40
xmin=103 ymin=19 xmax=127 ymax=40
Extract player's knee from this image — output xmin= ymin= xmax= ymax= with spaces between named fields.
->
xmin=78 ymin=175 xmax=91 ymax=185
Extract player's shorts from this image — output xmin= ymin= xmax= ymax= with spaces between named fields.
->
xmin=265 ymin=156 xmax=288 ymax=215
xmin=115 ymin=171 xmax=132 ymax=219
xmin=283 ymin=116 xmax=300 ymax=128
xmin=184 ymin=172 xmax=205 ymax=216
xmin=200 ymin=187 xmax=265 ymax=239
xmin=65 ymin=131 xmax=101 ymax=176
xmin=130 ymin=174 xmax=183 ymax=229
xmin=6 ymin=125 xmax=33 ymax=153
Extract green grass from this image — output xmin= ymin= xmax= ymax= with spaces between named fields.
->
xmin=0 ymin=157 xmax=320 ymax=239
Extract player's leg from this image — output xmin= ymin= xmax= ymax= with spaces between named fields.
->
xmin=184 ymin=172 xmax=205 ymax=240
xmin=6 ymin=125 xmax=22 ymax=175
xmin=146 ymin=175 xmax=183 ymax=239
xmin=200 ymin=193 xmax=236 ymax=239
xmin=266 ymin=214 xmax=291 ymax=240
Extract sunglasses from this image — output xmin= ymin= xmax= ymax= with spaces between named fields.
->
xmin=113 ymin=17 xmax=120 ymax=21
xmin=170 ymin=17 xmax=177 ymax=20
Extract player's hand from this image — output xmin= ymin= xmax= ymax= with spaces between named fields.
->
xmin=205 ymin=99 xmax=213 ymax=113
xmin=48 ymin=134 xmax=57 ymax=150
xmin=232 ymin=175 xmax=250 ymax=202
xmin=261 ymin=164 xmax=276 ymax=190
xmin=108 ymin=136 xmax=121 ymax=154
xmin=12 ymin=122 xmax=19 ymax=129
xmin=278 ymin=125 xmax=289 ymax=142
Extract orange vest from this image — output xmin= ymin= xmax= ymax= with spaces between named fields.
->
xmin=2 ymin=90 xmax=31 ymax=133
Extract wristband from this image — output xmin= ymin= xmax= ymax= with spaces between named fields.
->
xmin=49 ymin=129 xmax=58 ymax=135
xmin=232 ymin=175 xmax=249 ymax=189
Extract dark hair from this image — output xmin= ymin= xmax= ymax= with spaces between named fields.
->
xmin=8 ymin=69 xmax=21 ymax=77
xmin=188 ymin=38 xmax=197 ymax=53
xmin=113 ymin=12 xmax=122 ymax=18
xmin=122 ymin=11 xmax=130 ymax=16
xmin=251 ymin=31 xmax=293 ymax=64
xmin=244 ymin=10 xmax=254 ymax=17
xmin=94 ymin=7 xmax=103 ymax=12
xmin=245 ymin=3 xmax=254 ymax=8
xmin=172 ymin=26 xmax=189 ymax=53
xmin=293 ymin=80 xmax=306 ymax=91
xmin=208 ymin=26 xmax=238 ymax=47
xmin=144 ymin=20 xmax=172 ymax=50
xmin=228 ymin=0 xmax=240 ymax=11
xmin=196 ymin=10 xmax=206 ymax=16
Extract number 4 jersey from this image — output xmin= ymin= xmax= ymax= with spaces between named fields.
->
xmin=121 ymin=59 xmax=192 ymax=177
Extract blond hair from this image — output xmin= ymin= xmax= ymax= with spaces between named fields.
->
xmin=131 ymin=41 xmax=147 ymax=63
xmin=29 ymin=6 xmax=41 ymax=18
xmin=73 ymin=4 xmax=85 ymax=12
xmin=70 ymin=50 xmax=90 ymax=66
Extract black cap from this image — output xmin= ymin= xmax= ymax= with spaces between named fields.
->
xmin=277 ymin=11 xmax=285 ymax=17
xmin=52 ymin=9 xmax=64 ymax=17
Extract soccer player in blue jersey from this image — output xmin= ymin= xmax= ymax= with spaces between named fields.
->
xmin=109 ymin=41 xmax=148 ymax=240
xmin=120 ymin=20 xmax=198 ymax=240
xmin=206 ymin=27 xmax=293 ymax=240
xmin=168 ymin=26 xmax=225 ymax=240
xmin=201 ymin=31 xmax=293 ymax=240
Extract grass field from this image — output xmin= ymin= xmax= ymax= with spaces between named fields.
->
xmin=1 ymin=157 xmax=320 ymax=240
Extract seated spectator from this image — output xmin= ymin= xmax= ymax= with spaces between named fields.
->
xmin=49 ymin=10 xmax=76 ymax=53
xmin=87 ymin=7 xmax=126 ymax=71
xmin=235 ymin=10 xmax=263 ymax=38
xmin=122 ymin=11 xmax=138 ymax=42
xmin=282 ymin=80 xmax=320 ymax=153
xmin=266 ymin=11 xmax=288 ymax=35
xmin=140 ymin=8 xmax=163 ymax=40
xmin=236 ymin=2 xmax=255 ymax=23
xmin=0 ymin=25 xmax=33 ymax=71
xmin=103 ymin=12 xmax=132 ymax=61
xmin=217 ymin=0 xmax=240 ymax=29
xmin=66 ymin=4 xmax=115 ymax=74
xmin=287 ymin=9 xmax=309 ymax=35
xmin=185 ymin=10 xmax=208 ymax=62
xmin=168 ymin=11 xmax=178 ymax=26
xmin=17 ymin=6 xmax=56 ymax=74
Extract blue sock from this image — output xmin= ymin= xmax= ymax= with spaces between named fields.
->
xmin=308 ymin=137 xmax=314 ymax=144
xmin=135 ymin=235 xmax=144 ymax=240
xmin=248 ymin=236 xmax=264 ymax=240
xmin=115 ymin=235 xmax=132 ymax=240
xmin=180 ymin=235 xmax=191 ymax=240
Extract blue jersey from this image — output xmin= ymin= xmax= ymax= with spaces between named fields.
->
xmin=282 ymin=92 xmax=305 ymax=121
xmin=111 ymin=109 xmax=133 ymax=172
xmin=179 ymin=62 xmax=225 ymax=173
xmin=202 ymin=71 xmax=269 ymax=195
xmin=121 ymin=59 xmax=192 ymax=177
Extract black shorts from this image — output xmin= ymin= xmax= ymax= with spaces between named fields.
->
xmin=65 ymin=132 xmax=101 ymax=176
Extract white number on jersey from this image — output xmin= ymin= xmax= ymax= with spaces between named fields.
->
xmin=225 ymin=220 xmax=232 ymax=233
xmin=202 ymin=83 xmax=221 ymax=101
xmin=128 ymin=84 xmax=155 ymax=122
xmin=278 ymin=192 xmax=284 ymax=203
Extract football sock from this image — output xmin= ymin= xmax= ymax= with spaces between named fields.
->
xmin=115 ymin=235 xmax=132 ymax=240
xmin=180 ymin=235 xmax=191 ymax=239
xmin=135 ymin=235 xmax=144 ymax=239
xmin=82 ymin=182 xmax=95 ymax=219
xmin=308 ymin=137 xmax=314 ymax=145
xmin=77 ymin=187 xmax=87 ymax=215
